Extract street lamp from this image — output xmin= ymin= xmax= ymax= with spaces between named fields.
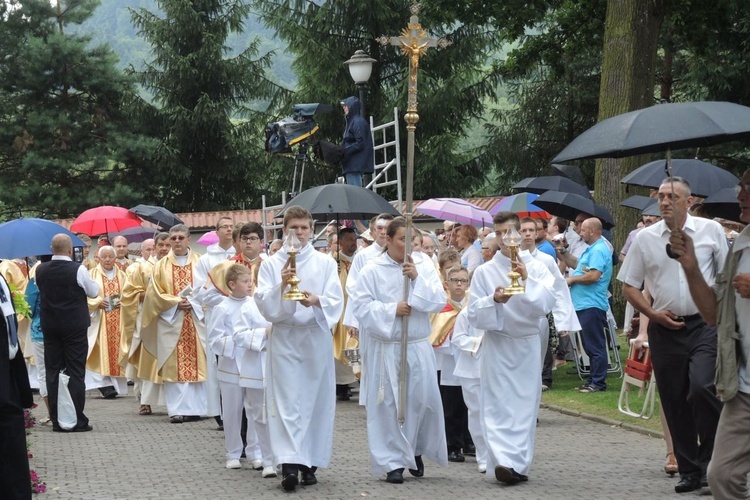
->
xmin=344 ymin=50 xmax=377 ymax=118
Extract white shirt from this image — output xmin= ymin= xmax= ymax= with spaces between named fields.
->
xmin=730 ymin=228 xmax=750 ymax=393
xmin=617 ymin=215 xmax=728 ymax=316
xmin=51 ymin=255 xmax=100 ymax=298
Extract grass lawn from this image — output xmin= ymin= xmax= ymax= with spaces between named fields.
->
xmin=541 ymin=332 xmax=665 ymax=435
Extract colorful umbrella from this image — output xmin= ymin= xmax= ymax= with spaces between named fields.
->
xmin=70 ymin=206 xmax=143 ymax=236
xmin=196 ymin=231 xmax=218 ymax=246
xmin=416 ymin=198 xmax=493 ymax=226
xmin=0 ymin=218 xmax=85 ymax=259
xmin=490 ymin=192 xmax=550 ymax=218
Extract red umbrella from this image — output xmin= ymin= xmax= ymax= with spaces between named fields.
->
xmin=70 ymin=206 xmax=143 ymax=236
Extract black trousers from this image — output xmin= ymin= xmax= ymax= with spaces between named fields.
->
xmin=438 ymin=371 xmax=468 ymax=452
xmin=542 ymin=346 xmax=554 ymax=387
xmin=649 ymin=319 xmax=723 ymax=478
xmin=44 ymin=326 xmax=89 ymax=429
xmin=0 ymin=406 xmax=31 ymax=499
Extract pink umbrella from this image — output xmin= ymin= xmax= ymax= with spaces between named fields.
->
xmin=70 ymin=206 xmax=143 ymax=236
xmin=196 ymin=230 xmax=218 ymax=246
xmin=416 ymin=198 xmax=493 ymax=226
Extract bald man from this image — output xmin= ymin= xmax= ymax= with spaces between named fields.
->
xmin=112 ymin=236 xmax=131 ymax=273
xmin=35 ymin=234 xmax=100 ymax=432
xmin=564 ymin=218 xmax=613 ymax=393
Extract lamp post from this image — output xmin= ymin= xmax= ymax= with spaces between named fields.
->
xmin=344 ymin=50 xmax=377 ymax=118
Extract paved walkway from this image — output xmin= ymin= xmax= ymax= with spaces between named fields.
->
xmin=28 ymin=390 xmax=699 ymax=499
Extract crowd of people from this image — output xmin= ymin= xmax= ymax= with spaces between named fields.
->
xmin=2 ymin=172 xmax=750 ymax=498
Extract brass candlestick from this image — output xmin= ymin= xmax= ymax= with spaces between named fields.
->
xmin=282 ymin=233 xmax=307 ymax=301
xmin=503 ymin=227 xmax=525 ymax=295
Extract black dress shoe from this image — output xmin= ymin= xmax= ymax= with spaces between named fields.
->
xmin=448 ymin=450 xmax=465 ymax=462
xmin=183 ymin=415 xmax=201 ymax=422
xmin=170 ymin=415 xmax=184 ymax=424
xmin=300 ymin=466 xmax=317 ymax=486
xmin=100 ymin=386 xmax=118 ymax=399
xmin=386 ymin=468 xmax=404 ymax=484
xmin=72 ymin=424 xmax=94 ymax=432
xmin=408 ymin=455 xmax=424 ymax=477
xmin=463 ymin=444 xmax=476 ymax=456
xmin=675 ymin=476 xmax=701 ymax=493
xmin=700 ymin=475 xmax=709 ymax=488
xmin=281 ymin=473 xmax=298 ymax=491
xmin=494 ymin=465 xmax=528 ymax=485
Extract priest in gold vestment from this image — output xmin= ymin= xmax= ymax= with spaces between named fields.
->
xmin=121 ymin=235 xmax=170 ymax=414
xmin=140 ymin=225 xmax=207 ymax=423
xmin=332 ymin=228 xmax=358 ymax=400
xmin=85 ymin=246 xmax=129 ymax=396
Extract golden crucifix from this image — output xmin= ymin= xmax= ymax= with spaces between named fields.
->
xmin=377 ymin=1 xmax=450 ymax=426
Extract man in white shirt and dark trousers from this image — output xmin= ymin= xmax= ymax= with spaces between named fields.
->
xmin=36 ymin=234 xmax=100 ymax=433
xmin=618 ymin=177 xmax=726 ymax=494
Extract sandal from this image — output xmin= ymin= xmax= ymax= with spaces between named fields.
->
xmin=664 ymin=452 xmax=678 ymax=476
xmin=139 ymin=405 xmax=152 ymax=415
xmin=39 ymin=417 xmax=51 ymax=425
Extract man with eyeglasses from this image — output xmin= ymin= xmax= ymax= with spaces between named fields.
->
xmin=668 ymin=171 xmax=750 ymax=498
xmin=193 ymin=217 xmax=236 ymax=428
xmin=141 ymin=225 xmax=209 ymax=424
xmin=618 ymin=177 xmax=726 ymax=494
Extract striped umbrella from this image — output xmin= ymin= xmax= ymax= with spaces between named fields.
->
xmin=489 ymin=192 xmax=551 ymax=218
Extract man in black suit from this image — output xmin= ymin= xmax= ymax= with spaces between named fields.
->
xmin=36 ymin=234 xmax=99 ymax=432
xmin=0 ymin=274 xmax=33 ymax=499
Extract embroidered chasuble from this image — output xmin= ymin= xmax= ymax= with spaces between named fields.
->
xmin=86 ymin=266 xmax=127 ymax=377
xmin=429 ymin=300 xmax=463 ymax=347
xmin=116 ymin=260 xmax=131 ymax=273
xmin=141 ymin=250 xmax=207 ymax=383
xmin=120 ymin=259 xmax=161 ymax=383
xmin=332 ymin=256 xmax=353 ymax=364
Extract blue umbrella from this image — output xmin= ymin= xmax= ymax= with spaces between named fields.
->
xmin=0 ymin=218 xmax=85 ymax=259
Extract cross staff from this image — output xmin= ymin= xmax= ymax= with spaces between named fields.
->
xmin=377 ymin=1 xmax=450 ymax=427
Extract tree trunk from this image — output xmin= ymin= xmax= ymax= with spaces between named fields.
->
xmin=594 ymin=0 xmax=667 ymax=318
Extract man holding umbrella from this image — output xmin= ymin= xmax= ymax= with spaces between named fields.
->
xmin=618 ymin=177 xmax=726 ymax=493
xmin=668 ymin=169 xmax=750 ymax=498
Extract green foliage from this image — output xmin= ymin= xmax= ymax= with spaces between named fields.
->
xmin=253 ymin=0 xmax=504 ymax=199
xmin=0 ymin=0 xmax=157 ymax=219
xmin=129 ymin=0 xmax=292 ymax=212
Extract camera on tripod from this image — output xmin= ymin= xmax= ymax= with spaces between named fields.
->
xmin=264 ymin=103 xmax=333 ymax=155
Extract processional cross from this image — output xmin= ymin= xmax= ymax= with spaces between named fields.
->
xmin=377 ymin=2 xmax=450 ymax=426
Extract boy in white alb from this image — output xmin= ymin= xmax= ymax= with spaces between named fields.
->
xmin=207 ymin=264 xmax=274 ymax=478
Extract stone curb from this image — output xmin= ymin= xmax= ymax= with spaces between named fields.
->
xmin=541 ymin=403 xmax=665 ymax=439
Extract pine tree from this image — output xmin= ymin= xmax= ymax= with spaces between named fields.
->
xmin=0 ymin=0 xmax=156 ymax=219
xmin=129 ymin=0 xmax=290 ymax=212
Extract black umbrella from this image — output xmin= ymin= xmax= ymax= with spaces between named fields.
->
xmin=621 ymin=195 xmax=657 ymax=212
xmin=699 ymin=187 xmax=741 ymax=223
xmin=620 ymin=159 xmax=739 ymax=198
xmin=550 ymin=164 xmax=587 ymax=187
xmin=129 ymin=204 xmax=184 ymax=230
xmin=553 ymin=101 xmax=750 ymax=163
xmin=276 ymin=183 xmax=401 ymax=220
xmin=534 ymin=190 xmax=615 ymax=229
xmin=512 ymin=176 xmax=592 ymax=199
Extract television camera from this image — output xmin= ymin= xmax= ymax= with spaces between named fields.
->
xmin=265 ymin=103 xmax=335 ymax=197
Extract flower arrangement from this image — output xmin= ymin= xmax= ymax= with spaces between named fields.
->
xmin=24 ymin=406 xmax=46 ymax=494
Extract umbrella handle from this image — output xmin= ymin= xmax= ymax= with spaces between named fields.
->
xmin=665 ymin=243 xmax=679 ymax=260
